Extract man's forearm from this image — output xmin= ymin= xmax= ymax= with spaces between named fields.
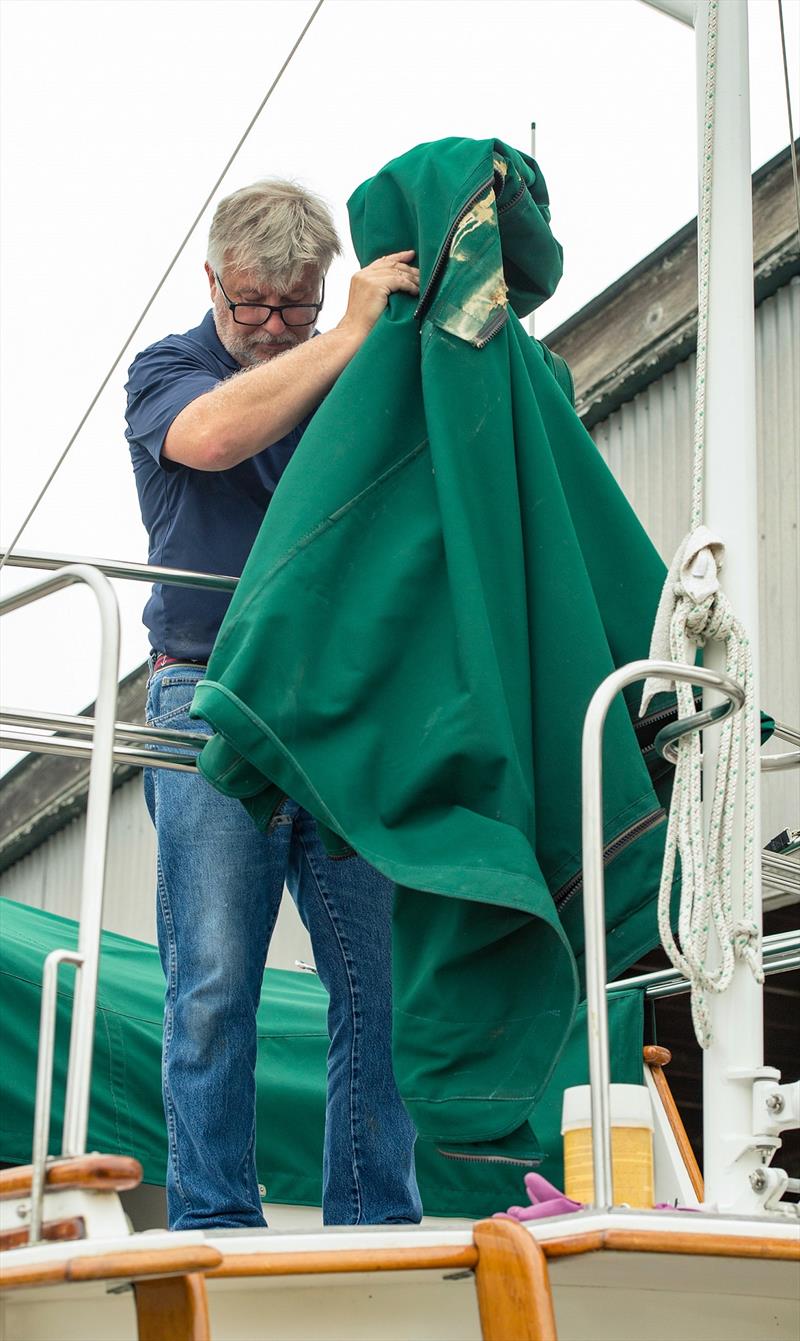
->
xmin=164 ymin=251 xmax=419 ymax=471
xmin=163 ymin=321 xmax=364 ymax=471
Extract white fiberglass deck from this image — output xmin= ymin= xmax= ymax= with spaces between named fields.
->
xmin=1 ymin=1208 xmax=798 ymax=1341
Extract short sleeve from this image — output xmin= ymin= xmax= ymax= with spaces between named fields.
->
xmin=125 ymin=343 xmax=221 ymax=467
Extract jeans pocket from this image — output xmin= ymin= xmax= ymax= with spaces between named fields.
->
xmin=149 ymin=699 xmax=203 ymax=728
xmin=146 ymin=669 xmax=208 ymax=730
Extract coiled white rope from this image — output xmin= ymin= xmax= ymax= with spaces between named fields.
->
xmin=640 ymin=0 xmax=762 ymax=1049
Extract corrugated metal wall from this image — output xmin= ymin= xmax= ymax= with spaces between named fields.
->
xmin=0 ymin=772 xmax=313 ymax=964
xmin=2 ymin=279 xmax=797 ymax=944
xmin=592 ymin=278 xmax=799 ymax=846
xmin=0 ymin=781 xmax=158 ymax=942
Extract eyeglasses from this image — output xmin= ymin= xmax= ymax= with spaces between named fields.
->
xmin=214 ymin=272 xmax=325 ymax=327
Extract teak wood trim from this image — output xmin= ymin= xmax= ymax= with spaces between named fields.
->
xmin=474 ymin=1219 xmax=558 ymax=1341
xmin=205 ymin=1222 xmax=800 ymax=1285
xmin=541 ymin=1229 xmax=800 ymax=1263
xmin=643 ymin=1045 xmax=705 ymax=1200
xmin=0 ymin=1216 xmax=85 ymax=1252
xmin=0 ymin=1245 xmax=222 ymax=1292
xmin=206 ymin=1242 xmax=479 ymax=1278
xmin=0 ymin=1154 xmax=143 ymax=1200
xmin=134 ymin=1272 xmax=211 ymax=1341
xmin=643 ymin=1045 xmax=672 ymax=1069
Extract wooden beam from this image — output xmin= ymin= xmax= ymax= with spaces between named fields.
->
xmin=474 ymin=1218 xmax=558 ymax=1341
xmin=134 ymin=1273 xmax=211 ymax=1341
xmin=643 ymin=1045 xmax=705 ymax=1200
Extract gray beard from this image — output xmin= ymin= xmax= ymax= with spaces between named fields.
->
xmin=211 ymin=299 xmax=299 ymax=367
xmin=226 ymin=332 xmax=297 ymax=368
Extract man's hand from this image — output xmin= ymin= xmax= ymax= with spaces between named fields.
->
xmin=164 ymin=250 xmax=421 ymax=471
xmin=338 ymin=251 xmax=420 ymax=341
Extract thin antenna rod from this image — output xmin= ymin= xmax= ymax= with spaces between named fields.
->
xmin=528 ymin=122 xmax=537 ymax=339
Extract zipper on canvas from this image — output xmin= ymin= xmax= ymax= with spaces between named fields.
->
xmin=635 ymin=696 xmax=704 ymax=760
xmin=474 ymin=309 xmax=509 ymax=349
xmin=415 ymin=177 xmax=496 ymax=321
xmin=634 ymin=705 xmax=681 ymax=734
xmin=553 ymin=808 xmax=666 ymax=913
xmin=496 ymin=180 xmax=526 ymax=215
xmin=437 ymin=1150 xmax=540 ymax=1166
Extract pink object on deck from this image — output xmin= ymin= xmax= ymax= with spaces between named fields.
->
xmin=494 ymin=1171 xmax=702 ymax=1220
xmin=494 ymin=1172 xmax=583 ymax=1221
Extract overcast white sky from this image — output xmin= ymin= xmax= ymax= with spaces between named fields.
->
xmin=1 ymin=0 xmax=798 ymax=774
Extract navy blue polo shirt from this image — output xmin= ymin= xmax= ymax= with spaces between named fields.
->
xmin=125 ymin=311 xmax=311 ymax=661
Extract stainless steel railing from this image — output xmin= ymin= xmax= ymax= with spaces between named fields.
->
xmin=0 ymin=551 xmax=236 ymax=1242
xmin=0 ymin=548 xmax=233 ymax=780
xmin=762 ymin=850 xmax=800 ymax=904
xmin=0 ymin=565 xmax=121 ymax=1243
xmin=0 ymin=708 xmax=202 ymax=772
xmin=762 ymin=722 xmax=800 ymax=772
xmin=580 ymin=659 xmax=748 ymax=1209
xmin=0 ymin=546 xmax=238 ymax=593
xmin=609 ymin=928 xmax=800 ymax=1000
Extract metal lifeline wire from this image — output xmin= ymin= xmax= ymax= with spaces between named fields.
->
xmin=0 ymin=0 xmax=326 ymax=576
xmin=777 ymin=0 xmax=800 ymax=236
xmin=654 ymin=0 xmax=762 ymax=1049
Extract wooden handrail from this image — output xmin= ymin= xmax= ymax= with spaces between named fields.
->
xmin=0 ymin=1217 xmax=85 ymax=1253
xmin=0 ymin=1245 xmax=222 ymax=1292
xmin=542 ymin=1229 xmax=800 ymax=1262
xmin=0 ymin=1154 xmax=143 ymax=1201
xmin=206 ymin=1242 xmax=479 ymax=1278
xmin=643 ymin=1045 xmax=705 ymax=1200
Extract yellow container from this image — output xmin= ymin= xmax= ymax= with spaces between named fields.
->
xmin=561 ymin=1083 xmax=654 ymax=1207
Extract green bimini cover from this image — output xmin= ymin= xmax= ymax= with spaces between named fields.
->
xmin=191 ymin=136 xmax=674 ymax=1162
xmin=0 ymin=899 xmax=644 ymax=1216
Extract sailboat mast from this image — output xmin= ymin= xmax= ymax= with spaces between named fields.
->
xmin=639 ymin=0 xmax=765 ymax=1212
xmin=694 ymin=0 xmax=764 ymax=1214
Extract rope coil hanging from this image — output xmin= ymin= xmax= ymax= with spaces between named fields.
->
xmin=640 ymin=0 xmax=762 ymax=1049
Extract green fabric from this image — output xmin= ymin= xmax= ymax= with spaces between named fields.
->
xmin=0 ymin=898 xmax=644 ymax=1217
xmin=191 ymin=136 xmax=673 ymax=1159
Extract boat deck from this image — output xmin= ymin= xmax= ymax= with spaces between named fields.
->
xmin=1 ymin=1206 xmax=797 ymax=1341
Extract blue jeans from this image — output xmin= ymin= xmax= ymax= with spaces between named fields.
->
xmin=144 ymin=661 xmax=421 ymax=1230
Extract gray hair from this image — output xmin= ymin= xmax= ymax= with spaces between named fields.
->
xmin=207 ymin=179 xmax=341 ymax=288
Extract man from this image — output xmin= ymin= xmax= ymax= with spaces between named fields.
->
xmin=125 ymin=179 xmax=421 ymax=1231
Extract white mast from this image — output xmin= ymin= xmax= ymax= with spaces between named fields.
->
xmin=639 ymin=0 xmax=767 ymax=1213
xmin=692 ymin=0 xmax=764 ymax=1215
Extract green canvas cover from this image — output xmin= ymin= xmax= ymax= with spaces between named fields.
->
xmin=0 ymin=898 xmax=645 ymax=1216
xmin=191 ymin=136 xmax=674 ymax=1162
